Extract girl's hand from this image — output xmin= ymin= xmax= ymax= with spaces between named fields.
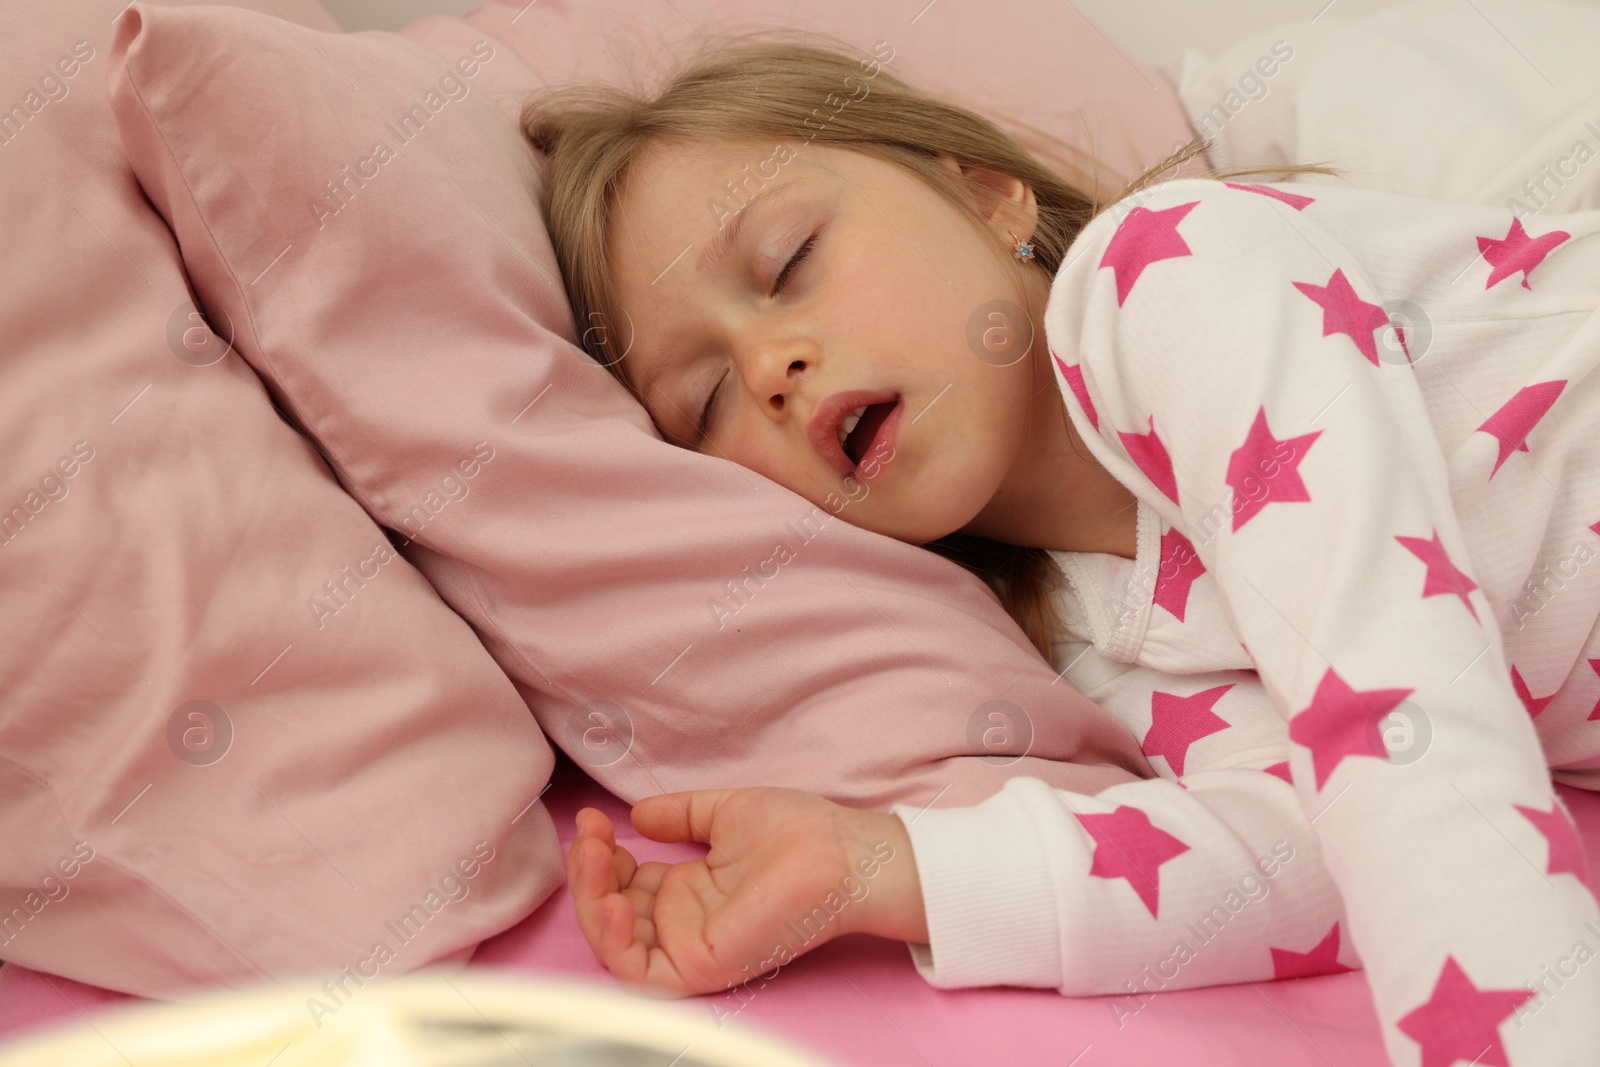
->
xmin=566 ymin=787 xmax=927 ymax=997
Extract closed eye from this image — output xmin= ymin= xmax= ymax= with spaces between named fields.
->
xmin=693 ymin=232 xmax=820 ymax=442
xmin=772 ymin=232 xmax=818 ymax=296
xmin=696 ymin=369 xmax=725 ymax=442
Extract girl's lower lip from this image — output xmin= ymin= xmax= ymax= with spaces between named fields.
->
xmin=852 ymin=397 xmax=903 ymax=482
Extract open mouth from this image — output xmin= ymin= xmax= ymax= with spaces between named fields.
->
xmin=840 ymin=400 xmax=898 ymax=466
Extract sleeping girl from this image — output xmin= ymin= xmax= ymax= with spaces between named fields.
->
xmin=521 ymin=37 xmax=1600 ymax=1065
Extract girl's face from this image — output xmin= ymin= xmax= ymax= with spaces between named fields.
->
xmin=606 ymin=137 xmax=1052 ymax=545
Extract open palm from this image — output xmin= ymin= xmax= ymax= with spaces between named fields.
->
xmin=566 ymin=786 xmax=903 ymax=996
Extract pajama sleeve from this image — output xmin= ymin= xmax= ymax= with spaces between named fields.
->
xmin=1035 ymin=178 xmax=1600 ymax=1066
xmin=890 ymin=638 xmax=1357 ymax=1008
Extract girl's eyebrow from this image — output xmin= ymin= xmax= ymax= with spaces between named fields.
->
xmin=697 ymin=177 xmax=810 ymax=276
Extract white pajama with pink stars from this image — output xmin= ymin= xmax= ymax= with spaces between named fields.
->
xmin=891 ymin=177 xmax=1600 ymax=1066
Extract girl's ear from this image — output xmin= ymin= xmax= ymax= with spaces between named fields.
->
xmin=934 ymin=151 xmax=1040 ymax=249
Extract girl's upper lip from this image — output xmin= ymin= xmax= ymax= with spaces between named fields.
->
xmin=806 ymin=389 xmax=900 ymax=477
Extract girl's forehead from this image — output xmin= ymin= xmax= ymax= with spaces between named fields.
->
xmin=614 ymin=140 xmax=809 ymax=260
xmin=612 ymin=139 xmax=751 ymax=234
xmin=624 ymin=137 xmax=870 ymax=201
xmin=632 ymin=135 xmax=787 ymax=182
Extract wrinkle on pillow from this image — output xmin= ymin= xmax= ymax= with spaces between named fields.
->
xmin=0 ymin=0 xmax=562 ymax=999
xmin=107 ymin=1 xmax=1157 ymax=813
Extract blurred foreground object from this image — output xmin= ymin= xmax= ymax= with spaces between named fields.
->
xmin=0 ymin=970 xmax=838 ymax=1067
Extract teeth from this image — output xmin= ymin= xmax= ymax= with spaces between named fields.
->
xmin=836 ymin=406 xmax=868 ymax=448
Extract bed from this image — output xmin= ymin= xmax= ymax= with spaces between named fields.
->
xmin=4 ymin=0 xmax=1599 ymax=1063
xmin=6 ymin=761 xmax=1597 ymax=1065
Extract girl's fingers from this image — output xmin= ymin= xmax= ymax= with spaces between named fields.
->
xmin=620 ymin=883 xmax=653 ymax=918
xmin=610 ymin=839 xmax=638 ymax=889
xmin=566 ymin=834 xmax=605 ymax=898
xmin=632 ymin=912 xmax=659 ymax=952
xmin=597 ymin=894 xmax=655 ymax=986
xmin=627 ymin=860 xmax=671 ymax=896
xmin=570 ymin=816 xmax=704 ymax=998
xmin=597 ymin=895 xmax=633 ymax=963
xmin=619 ymin=886 xmax=664 ymax=950
xmin=563 ymin=834 xmax=583 ymax=890
xmin=576 ymin=807 xmax=617 ymax=849
xmin=570 ymin=836 xmax=623 ymax=957
xmin=567 ymin=809 xmax=615 ymax=896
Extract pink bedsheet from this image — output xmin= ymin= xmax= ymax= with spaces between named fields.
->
xmin=4 ymin=762 xmax=1597 ymax=1066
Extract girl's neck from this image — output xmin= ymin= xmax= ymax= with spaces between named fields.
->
xmin=956 ymin=292 xmax=1140 ymax=560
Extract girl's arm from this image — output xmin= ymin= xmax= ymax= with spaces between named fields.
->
xmin=565 ymin=577 xmax=1368 ymax=1001
xmin=569 ymin=707 xmax=1358 ymax=1002
xmin=891 ymin=654 xmax=1354 ymax=997
xmin=1046 ymin=177 xmax=1600 ymax=1064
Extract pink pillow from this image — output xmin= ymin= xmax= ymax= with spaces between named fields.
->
xmin=107 ymin=2 xmax=1156 ymax=813
xmin=0 ymin=0 xmax=561 ymax=999
xmin=449 ymin=0 xmax=1207 ymax=198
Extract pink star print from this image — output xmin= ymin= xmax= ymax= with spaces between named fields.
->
xmin=1153 ymin=527 xmax=1206 ymax=622
xmin=1099 ymin=200 xmax=1199 ymax=306
xmin=1288 ymin=667 xmax=1415 ymax=791
xmin=1395 ymin=530 xmax=1481 ymax=623
xmin=1514 ymin=801 xmax=1593 ymax=892
xmin=1271 ymin=923 xmax=1353 ymax=980
xmin=1074 ymin=806 xmax=1190 ymax=918
xmin=1224 ymin=182 xmax=1317 ymax=211
xmin=1589 ymin=658 xmax=1600 ymax=721
xmin=1397 ymin=956 xmax=1535 ymax=1067
xmin=1292 ymin=268 xmax=1400 ymax=367
xmin=1143 ymin=684 xmax=1232 ymax=776
xmin=1263 ymin=761 xmax=1293 ymax=784
xmin=1511 ymin=664 xmax=1556 ymax=720
xmin=1227 ymin=407 xmax=1321 ymax=532
xmin=1120 ymin=414 xmax=1180 ymax=506
xmin=1052 ymin=349 xmax=1099 ymax=431
xmin=1478 ymin=218 xmax=1570 ymax=290
xmin=1477 ymin=380 xmax=1566 ymax=478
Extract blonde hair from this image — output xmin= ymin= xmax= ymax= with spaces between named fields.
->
xmin=520 ymin=33 xmax=1338 ymax=662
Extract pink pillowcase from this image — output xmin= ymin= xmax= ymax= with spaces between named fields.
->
xmin=107 ymin=0 xmax=1166 ymax=815
xmin=0 ymin=0 xmax=561 ymax=998
xmin=449 ymin=0 xmax=1208 ymax=195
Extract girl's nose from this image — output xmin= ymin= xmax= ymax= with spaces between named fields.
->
xmin=768 ymin=359 xmax=807 ymax=410
xmin=746 ymin=342 xmax=808 ymax=411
